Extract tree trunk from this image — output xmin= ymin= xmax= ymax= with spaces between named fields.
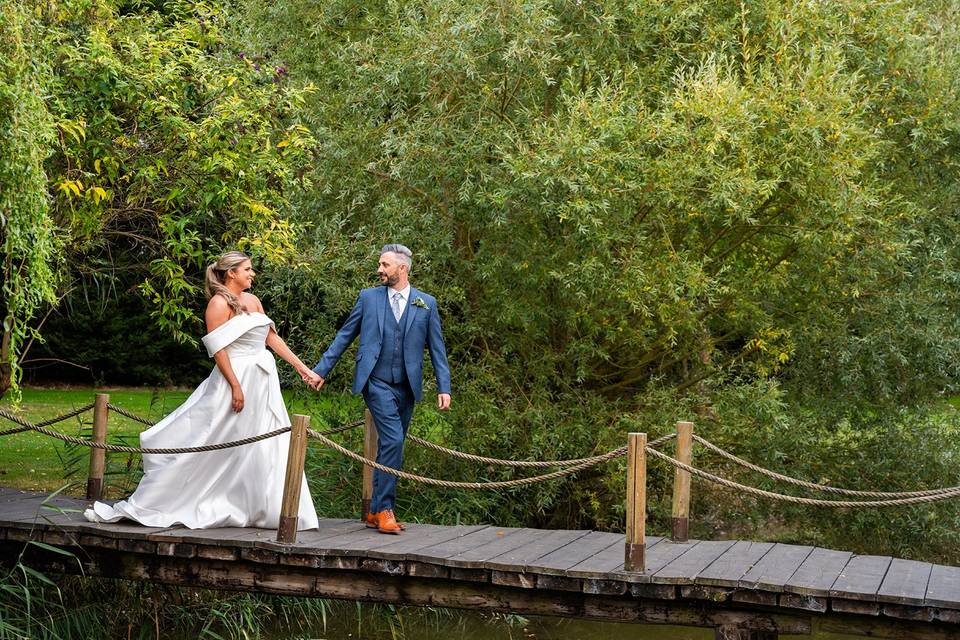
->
xmin=0 ymin=325 xmax=11 ymax=398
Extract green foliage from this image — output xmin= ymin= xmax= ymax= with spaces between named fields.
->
xmin=1 ymin=0 xmax=319 ymax=400
xmin=0 ymin=1 xmax=62 ymax=400
xmin=236 ymin=0 xmax=960 ymax=558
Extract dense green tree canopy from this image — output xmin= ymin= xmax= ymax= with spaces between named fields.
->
xmin=1 ymin=0 xmax=316 ymax=394
xmin=3 ymin=0 xmax=960 ymax=556
xmin=238 ymin=0 xmax=960 ymax=408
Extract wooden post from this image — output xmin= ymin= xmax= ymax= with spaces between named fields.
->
xmin=671 ymin=420 xmax=694 ymax=542
xmin=277 ymin=414 xmax=310 ymax=544
xmin=86 ymin=393 xmax=109 ymax=503
xmin=361 ymin=409 xmax=378 ymax=522
xmin=624 ymin=432 xmax=646 ymax=572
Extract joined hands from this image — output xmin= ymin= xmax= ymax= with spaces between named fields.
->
xmin=300 ymin=369 xmax=325 ymax=391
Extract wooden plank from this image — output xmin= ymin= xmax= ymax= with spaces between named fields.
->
xmin=652 ymin=540 xmax=736 ymax=584
xmin=924 ymin=564 xmax=960 ymax=609
xmin=829 ymin=554 xmax=892 ymax=602
xmin=313 ymin=523 xmax=457 ymax=557
xmin=783 ymin=547 xmax=851 ymax=597
xmin=148 ymin=527 xmax=268 ymax=547
xmin=260 ymin=521 xmax=371 ymax=555
xmin=739 ymin=543 xmax=814 ymax=592
xmin=607 ymin=538 xmax=698 ymax=584
xmin=484 ymin=529 xmax=593 ymax=572
xmin=529 ymin=531 xmax=623 ymax=576
xmin=697 ymin=540 xmax=774 ymax=588
xmin=566 ymin=536 xmax=665 ymax=579
xmin=366 ymin=524 xmax=489 ymax=560
xmin=406 ymin=526 xmax=523 ymax=565
xmin=877 ymin=559 xmax=933 ymax=606
xmin=443 ymin=528 xmax=544 ymax=568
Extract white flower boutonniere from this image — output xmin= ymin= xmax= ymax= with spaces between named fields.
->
xmin=412 ymin=297 xmax=430 ymax=310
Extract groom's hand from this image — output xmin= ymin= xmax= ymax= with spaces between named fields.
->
xmin=310 ymin=373 xmax=325 ymax=390
xmin=437 ymin=393 xmax=451 ymax=411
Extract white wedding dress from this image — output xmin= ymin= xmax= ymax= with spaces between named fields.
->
xmin=85 ymin=312 xmax=319 ymax=530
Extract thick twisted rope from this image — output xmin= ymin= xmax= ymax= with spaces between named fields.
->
xmin=646 ymin=446 xmax=960 ymax=508
xmin=0 ymin=403 xmax=97 ymax=436
xmin=0 ymin=406 xmax=364 ymax=453
xmin=108 ymin=406 xmax=365 ymax=438
xmin=106 ymin=403 xmax=156 ymax=426
xmin=692 ymin=434 xmax=960 ymax=498
xmin=0 ymin=407 xmax=292 ymax=453
xmin=308 ymin=428 xmax=627 ymax=489
xmin=406 ymin=432 xmax=676 ymax=467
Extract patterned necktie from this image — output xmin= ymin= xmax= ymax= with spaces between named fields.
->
xmin=391 ymin=291 xmax=402 ymax=323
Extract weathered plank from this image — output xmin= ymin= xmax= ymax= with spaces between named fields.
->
xmin=442 ymin=528 xmax=543 ymax=568
xmin=653 ymin=540 xmax=737 ymax=584
xmin=877 ymin=559 xmax=933 ymax=606
xmin=566 ymin=536 xmax=666 ymax=580
xmin=612 ymin=538 xmax=698 ymax=584
xmin=530 ymin=531 xmax=623 ymax=576
xmin=366 ymin=524 xmax=489 ymax=561
xmin=406 ymin=526 xmax=523 ymax=565
xmin=783 ymin=547 xmax=851 ymax=597
xmin=925 ymin=564 xmax=960 ymax=609
xmin=829 ymin=554 xmax=892 ymax=602
xmin=739 ymin=544 xmax=813 ymax=592
xmin=697 ymin=541 xmax=774 ymax=588
xmin=484 ymin=529 xmax=593 ymax=572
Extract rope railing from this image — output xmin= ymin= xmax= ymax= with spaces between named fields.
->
xmin=645 ymin=445 xmax=960 ymax=508
xmin=0 ymin=403 xmax=96 ymax=437
xmin=308 ymin=428 xmax=629 ymax=489
xmin=7 ymin=394 xmax=960 ymax=564
xmin=692 ymin=433 xmax=960 ymax=499
xmin=407 ymin=431 xmax=676 ymax=467
xmin=0 ymin=407 xmax=293 ymax=453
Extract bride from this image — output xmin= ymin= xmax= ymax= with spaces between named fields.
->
xmin=85 ymin=251 xmax=320 ymax=530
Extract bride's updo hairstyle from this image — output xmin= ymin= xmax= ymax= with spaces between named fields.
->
xmin=205 ymin=251 xmax=250 ymax=316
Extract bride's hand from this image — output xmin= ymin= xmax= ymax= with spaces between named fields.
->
xmin=231 ymin=384 xmax=244 ymax=412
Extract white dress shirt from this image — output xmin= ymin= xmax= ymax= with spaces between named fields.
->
xmin=389 ymin=284 xmax=410 ymax=321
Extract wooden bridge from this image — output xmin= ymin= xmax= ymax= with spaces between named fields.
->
xmin=2 ymin=487 xmax=959 ymax=639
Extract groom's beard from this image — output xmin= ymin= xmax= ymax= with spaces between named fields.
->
xmin=380 ymin=273 xmax=399 ymax=287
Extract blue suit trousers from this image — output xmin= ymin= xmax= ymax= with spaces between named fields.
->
xmin=363 ymin=376 xmax=415 ymax=513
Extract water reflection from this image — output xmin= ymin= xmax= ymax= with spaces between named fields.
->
xmin=262 ymin=605 xmax=864 ymax=640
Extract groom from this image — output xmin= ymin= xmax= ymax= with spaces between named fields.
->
xmin=312 ymin=244 xmax=452 ymax=534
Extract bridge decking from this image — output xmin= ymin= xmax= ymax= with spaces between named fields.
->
xmin=2 ymin=487 xmax=960 ymax=637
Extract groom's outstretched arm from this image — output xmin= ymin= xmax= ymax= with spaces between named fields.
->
xmin=313 ymin=294 xmax=364 ymax=378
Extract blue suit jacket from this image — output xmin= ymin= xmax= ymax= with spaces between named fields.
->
xmin=313 ymin=286 xmax=452 ymax=401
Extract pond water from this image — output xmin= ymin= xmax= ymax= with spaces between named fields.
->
xmin=251 ymin=606 xmax=865 ymax=640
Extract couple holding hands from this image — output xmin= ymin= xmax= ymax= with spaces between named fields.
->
xmin=85 ymin=244 xmax=451 ymax=535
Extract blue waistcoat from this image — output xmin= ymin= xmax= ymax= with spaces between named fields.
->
xmin=370 ymin=294 xmax=409 ymax=384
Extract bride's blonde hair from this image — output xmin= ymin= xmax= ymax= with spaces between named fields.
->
xmin=205 ymin=251 xmax=250 ymax=316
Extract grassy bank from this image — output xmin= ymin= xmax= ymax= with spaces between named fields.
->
xmin=0 ymin=387 xmax=364 ymax=495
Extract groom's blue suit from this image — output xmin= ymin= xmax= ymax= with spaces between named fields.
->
xmin=313 ymin=285 xmax=451 ymax=513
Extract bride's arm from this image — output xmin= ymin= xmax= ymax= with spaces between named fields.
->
xmin=266 ymin=328 xmax=315 ymax=382
xmin=206 ymin=297 xmax=245 ymax=412
xmin=245 ymin=294 xmax=317 ymax=384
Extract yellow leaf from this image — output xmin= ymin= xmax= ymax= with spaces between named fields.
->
xmin=276 ymin=140 xmax=290 ymax=149
xmin=94 ymin=159 xmax=102 ymax=174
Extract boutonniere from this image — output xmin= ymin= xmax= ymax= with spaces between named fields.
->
xmin=412 ymin=297 xmax=429 ymax=310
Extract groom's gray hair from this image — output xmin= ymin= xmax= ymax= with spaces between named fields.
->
xmin=381 ymin=243 xmax=413 ymax=271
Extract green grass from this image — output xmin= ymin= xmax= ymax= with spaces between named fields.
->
xmin=0 ymin=386 xmax=366 ymax=496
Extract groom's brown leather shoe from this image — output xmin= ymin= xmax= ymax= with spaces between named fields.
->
xmin=368 ymin=509 xmax=403 ymax=534
xmin=365 ymin=510 xmax=406 ymax=530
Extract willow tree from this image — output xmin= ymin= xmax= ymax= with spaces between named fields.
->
xmin=0 ymin=2 xmax=59 ymax=398
xmin=0 ymin=0 xmax=317 ymax=396
xmin=240 ymin=0 xmax=960 ymax=545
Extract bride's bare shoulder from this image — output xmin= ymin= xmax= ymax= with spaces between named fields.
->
xmin=205 ymin=295 xmax=233 ymax=332
xmin=241 ymin=292 xmax=265 ymax=314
